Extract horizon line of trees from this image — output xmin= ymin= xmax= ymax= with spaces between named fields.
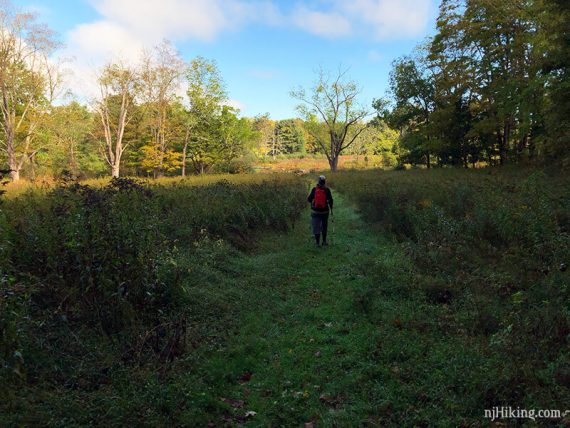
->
xmin=2 ymin=0 xmax=568 ymax=180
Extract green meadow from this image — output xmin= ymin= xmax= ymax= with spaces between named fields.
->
xmin=1 ymin=168 xmax=568 ymax=427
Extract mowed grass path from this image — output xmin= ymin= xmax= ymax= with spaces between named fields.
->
xmin=184 ymin=192 xmax=429 ymax=426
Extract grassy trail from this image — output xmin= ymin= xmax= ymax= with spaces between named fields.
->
xmin=188 ymin=192 xmax=409 ymax=426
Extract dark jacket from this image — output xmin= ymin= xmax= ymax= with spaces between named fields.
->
xmin=307 ymin=185 xmax=333 ymax=213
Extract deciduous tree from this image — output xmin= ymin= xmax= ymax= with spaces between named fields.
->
xmin=291 ymin=67 xmax=369 ymax=171
xmin=95 ymin=62 xmax=140 ymax=178
xmin=139 ymin=40 xmax=185 ymax=177
xmin=184 ymin=56 xmax=226 ymax=174
xmin=0 ymin=2 xmax=59 ymax=181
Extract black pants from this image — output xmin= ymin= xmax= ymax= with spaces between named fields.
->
xmin=311 ymin=211 xmax=329 ymax=242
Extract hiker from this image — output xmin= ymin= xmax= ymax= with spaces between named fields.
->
xmin=307 ymin=175 xmax=334 ymax=246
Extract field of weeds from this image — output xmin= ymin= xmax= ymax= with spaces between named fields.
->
xmin=330 ymin=167 xmax=570 ymax=420
xmin=0 ymin=173 xmax=306 ymax=425
xmin=1 ymin=167 xmax=568 ymax=426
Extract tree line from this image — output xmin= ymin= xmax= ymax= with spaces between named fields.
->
xmin=377 ymin=0 xmax=570 ymax=168
xmin=3 ymin=0 xmax=567 ymax=179
xmin=0 ymin=3 xmax=302 ymax=183
xmin=0 ymin=1 xmax=395 ymax=180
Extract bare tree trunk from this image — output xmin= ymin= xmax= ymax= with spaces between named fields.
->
xmin=3 ymin=99 xmax=21 ymax=181
xmin=6 ymin=132 xmax=19 ymax=181
xmin=181 ymin=125 xmax=191 ymax=177
xmin=69 ymin=140 xmax=78 ymax=175
xmin=30 ymin=153 xmax=36 ymax=180
xmin=9 ymin=166 xmax=19 ymax=181
xmin=272 ymin=130 xmax=277 ymax=160
xmin=111 ymin=164 xmax=120 ymax=178
xmin=181 ymin=143 xmax=187 ymax=177
xmin=517 ymin=134 xmax=528 ymax=160
xmin=497 ymin=128 xmax=506 ymax=166
xmin=502 ymin=120 xmax=511 ymax=164
xmin=528 ymin=136 xmax=535 ymax=159
xmin=329 ymin=154 xmax=339 ymax=172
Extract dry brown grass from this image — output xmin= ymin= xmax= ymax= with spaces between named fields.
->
xmin=255 ymin=154 xmax=387 ymax=173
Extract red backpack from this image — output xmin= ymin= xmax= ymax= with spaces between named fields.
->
xmin=313 ymin=187 xmax=327 ymax=209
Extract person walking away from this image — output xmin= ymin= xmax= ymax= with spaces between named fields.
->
xmin=307 ymin=175 xmax=334 ymax=246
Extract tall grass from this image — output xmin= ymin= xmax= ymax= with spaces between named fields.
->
xmin=331 ymin=167 xmax=570 ymax=413
xmin=0 ymin=174 xmax=306 ymax=388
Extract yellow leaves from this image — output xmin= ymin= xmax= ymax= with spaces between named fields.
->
xmin=417 ymin=199 xmax=432 ymax=209
xmin=140 ymin=144 xmax=182 ymax=173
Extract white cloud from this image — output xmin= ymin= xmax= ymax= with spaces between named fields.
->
xmin=339 ymin=0 xmax=432 ymax=39
xmin=291 ymin=0 xmax=433 ymax=41
xmin=91 ymin=0 xmax=226 ymax=42
xmin=68 ymin=20 xmax=144 ymax=63
xmin=88 ymin=0 xmax=282 ymax=42
xmin=292 ymin=6 xmax=352 ymax=38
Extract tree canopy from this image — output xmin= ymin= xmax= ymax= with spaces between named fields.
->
xmin=377 ymin=0 xmax=570 ymax=168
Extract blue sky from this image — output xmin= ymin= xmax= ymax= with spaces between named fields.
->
xmin=18 ymin=0 xmax=439 ymax=119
